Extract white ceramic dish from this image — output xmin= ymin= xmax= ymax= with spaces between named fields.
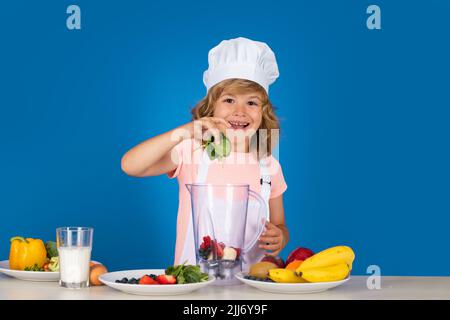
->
xmin=235 ymin=272 xmax=350 ymax=294
xmin=0 ymin=260 xmax=101 ymax=282
xmin=99 ymin=269 xmax=215 ymax=296
xmin=0 ymin=260 xmax=59 ymax=282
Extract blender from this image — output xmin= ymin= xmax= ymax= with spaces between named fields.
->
xmin=186 ymin=183 xmax=268 ymax=285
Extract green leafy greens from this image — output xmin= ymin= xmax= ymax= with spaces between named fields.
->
xmin=45 ymin=241 xmax=58 ymax=258
xmin=203 ymin=133 xmax=231 ymax=161
xmin=24 ymin=264 xmax=44 ymax=271
xmin=48 ymin=257 xmax=59 ymax=272
xmin=165 ymin=262 xmax=209 ymax=284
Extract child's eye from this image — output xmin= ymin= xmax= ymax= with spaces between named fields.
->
xmin=224 ymin=98 xmax=234 ymax=104
xmin=248 ymin=101 xmax=259 ymax=106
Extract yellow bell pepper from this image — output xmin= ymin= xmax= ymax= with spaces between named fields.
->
xmin=9 ymin=236 xmax=47 ymax=271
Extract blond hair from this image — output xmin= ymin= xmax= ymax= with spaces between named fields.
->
xmin=190 ymin=78 xmax=280 ymax=158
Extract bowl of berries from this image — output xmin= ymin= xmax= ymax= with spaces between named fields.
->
xmin=99 ymin=264 xmax=215 ymax=296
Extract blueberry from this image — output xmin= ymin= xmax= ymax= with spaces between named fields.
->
xmin=128 ymin=277 xmax=138 ymax=284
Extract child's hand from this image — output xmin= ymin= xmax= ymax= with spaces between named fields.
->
xmin=192 ymin=117 xmax=231 ymax=144
xmin=258 ymin=221 xmax=285 ymax=256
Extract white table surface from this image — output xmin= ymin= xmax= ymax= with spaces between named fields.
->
xmin=1 ymin=274 xmax=449 ymax=300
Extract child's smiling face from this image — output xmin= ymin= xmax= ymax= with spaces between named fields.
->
xmin=213 ymin=91 xmax=263 ymax=133
xmin=213 ymin=90 xmax=264 ymax=152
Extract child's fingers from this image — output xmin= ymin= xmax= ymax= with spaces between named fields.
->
xmin=264 ymin=221 xmax=278 ymax=229
xmin=208 ymin=117 xmax=231 ymax=136
xmin=259 ymin=236 xmax=279 ymax=244
xmin=210 ymin=117 xmax=231 ymax=128
xmin=202 ymin=120 xmax=221 ymax=143
xmin=259 ymin=243 xmax=280 ymax=252
xmin=259 ymin=235 xmax=281 ymax=247
xmin=261 ymin=229 xmax=280 ymax=238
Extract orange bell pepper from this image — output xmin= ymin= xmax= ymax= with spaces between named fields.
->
xmin=9 ymin=236 xmax=47 ymax=271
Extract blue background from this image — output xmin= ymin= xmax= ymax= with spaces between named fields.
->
xmin=0 ymin=1 xmax=449 ymax=276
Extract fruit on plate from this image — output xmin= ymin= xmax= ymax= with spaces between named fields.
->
xmin=295 ymin=246 xmax=355 ymax=282
xmin=248 ymin=261 xmax=278 ymax=279
xmin=261 ymin=255 xmax=285 ymax=268
xmin=300 ymin=263 xmax=350 ymax=283
xmin=156 ymin=275 xmax=177 ymax=285
xmin=285 ymin=260 xmax=303 ymax=271
xmin=89 ymin=263 xmax=108 ymax=286
xmin=286 ymin=247 xmax=314 ymax=265
xmin=9 ymin=237 xmax=47 ymax=271
xmin=115 ymin=264 xmax=210 ymax=285
xmin=139 ymin=275 xmax=159 ymax=285
xmin=296 ymin=246 xmax=355 ymax=272
xmin=269 ymin=268 xmax=307 ymax=283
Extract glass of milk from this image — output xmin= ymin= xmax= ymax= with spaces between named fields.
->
xmin=56 ymin=227 xmax=93 ymax=288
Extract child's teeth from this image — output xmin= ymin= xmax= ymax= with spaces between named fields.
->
xmin=229 ymin=121 xmax=249 ymax=127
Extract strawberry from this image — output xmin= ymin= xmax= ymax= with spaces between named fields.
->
xmin=233 ymin=247 xmax=241 ymax=259
xmin=212 ymin=240 xmax=224 ymax=258
xmin=203 ymin=236 xmax=211 ymax=248
xmin=156 ymin=275 xmax=177 ymax=285
xmin=139 ymin=275 xmax=159 ymax=285
xmin=200 ymin=235 xmax=212 ymax=250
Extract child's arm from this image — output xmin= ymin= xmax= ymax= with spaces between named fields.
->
xmin=121 ymin=117 xmax=230 ymax=177
xmin=258 ymin=194 xmax=289 ymax=256
xmin=121 ymin=123 xmax=192 ymax=177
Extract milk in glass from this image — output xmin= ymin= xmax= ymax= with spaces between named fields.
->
xmin=58 ymin=247 xmax=91 ymax=285
xmin=56 ymin=227 xmax=93 ymax=288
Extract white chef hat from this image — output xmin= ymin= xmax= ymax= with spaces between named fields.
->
xmin=203 ymin=37 xmax=279 ymax=94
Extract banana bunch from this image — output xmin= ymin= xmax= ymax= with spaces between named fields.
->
xmin=295 ymin=246 xmax=355 ymax=283
xmin=266 ymin=246 xmax=355 ymax=284
xmin=269 ymin=269 xmax=307 ymax=283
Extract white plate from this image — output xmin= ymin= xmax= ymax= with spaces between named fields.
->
xmin=0 ymin=260 xmax=101 ymax=282
xmin=99 ymin=269 xmax=215 ymax=296
xmin=235 ymin=272 xmax=350 ymax=294
xmin=0 ymin=260 xmax=59 ymax=282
